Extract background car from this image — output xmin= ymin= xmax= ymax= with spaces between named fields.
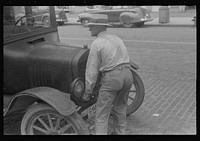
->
xmin=77 ymin=6 xmax=153 ymax=28
xmin=15 ymin=6 xmax=68 ymax=26
xmin=33 ymin=6 xmax=68 ymax=26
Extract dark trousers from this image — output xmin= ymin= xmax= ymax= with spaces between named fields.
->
xmin=95 ymin=66 xmax=133 ymax=135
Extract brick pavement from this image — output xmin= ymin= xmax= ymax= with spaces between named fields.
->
xmin=125 ymin=68 xmax=196 ymax=134
xmin=86 ymin=67 xmax=196 ymax=135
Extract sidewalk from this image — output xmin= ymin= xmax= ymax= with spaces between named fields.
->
xmin=145 ymin=17 xmax=195 ymax=27
xmin=65 ymin=10 xmax=196 ymax=27
xmin=146 ymin=9 xmax=196 ymax=26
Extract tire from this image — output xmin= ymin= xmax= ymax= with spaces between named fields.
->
xmin=42 ymin=16 xmax=50 ymax=26
xmin=134 ymin=22 xmax=144 ymax=27
xmin=81 ymin=19 xmax=89 ymax=26
xmin=126 ymin=69 xmax=145 ymax=116
xmin=21 ymin=103 xmax=89 ymax=135
xmin=122 ymin=23 xmax=133 ymax=28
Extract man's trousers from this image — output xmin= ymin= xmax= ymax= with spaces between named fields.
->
xmin=95 ymin=66 xmax=133 ymax=135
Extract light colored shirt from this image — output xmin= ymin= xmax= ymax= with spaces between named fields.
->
xmin=85 ymin=31 xmax=130 ymax=94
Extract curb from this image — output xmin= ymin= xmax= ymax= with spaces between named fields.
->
xmin=64 ymin=17 xmax=196 ymax=27
xmin=65 ymin=22 xmax=81 ymax=25
xmin=64 ymin=22 xmax=195 ymax=27
xmin=145 ymin=24 xmax=195 ymax=27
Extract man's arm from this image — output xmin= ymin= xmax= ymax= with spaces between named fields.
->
xmin=85 ymin=45 xmax=100 ymax=95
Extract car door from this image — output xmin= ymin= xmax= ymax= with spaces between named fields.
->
xmin=108 ymin=7 xmax=129 ymax=22
xmin=89 ymin=10 xmax=110 ymax=21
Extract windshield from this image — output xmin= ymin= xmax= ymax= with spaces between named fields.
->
xmin=4 ymin=6 xmax=52 ymax=38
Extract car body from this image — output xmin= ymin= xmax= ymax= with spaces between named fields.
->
xmin=4 ymin=6 xmax=92 ymax=135
xmin=77 ymin=6 xmax=153 ymax=27
xmin=4 ymin=6 xmax=89 ymax=110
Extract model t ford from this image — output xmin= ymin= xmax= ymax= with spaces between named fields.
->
xmin=4 ymin=6 xmax=145 ymax=135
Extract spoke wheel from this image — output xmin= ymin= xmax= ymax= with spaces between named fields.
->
xmin=21 ymin=104 xmax=89 ymax=135
xmin=126 ymin=70 xmax=145 ymax=116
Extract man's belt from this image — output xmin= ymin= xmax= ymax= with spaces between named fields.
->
xmin=102 ymin=63 xmax=131 ymax=74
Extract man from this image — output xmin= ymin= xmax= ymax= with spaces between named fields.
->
xmin=82 ymin=18 xmax=133 ymax=135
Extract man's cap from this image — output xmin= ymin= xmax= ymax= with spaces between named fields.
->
xmin=85 ymin=18 xmax=112 ymax=27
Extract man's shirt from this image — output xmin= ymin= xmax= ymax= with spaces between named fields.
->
xmin=85 ymin=31 xmax=130 ymax=94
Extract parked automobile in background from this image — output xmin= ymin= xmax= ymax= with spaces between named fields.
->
xmin=15 ymin=6 xmax=68 ymax=26
xmin=77 ymin=6 xmax=153 ymax=28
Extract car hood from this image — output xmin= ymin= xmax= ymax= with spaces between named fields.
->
xmin=28 ymin=42 xmax=86 ymax=69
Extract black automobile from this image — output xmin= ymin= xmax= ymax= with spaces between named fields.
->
xmin=15 ymin=6 xmax=68 ymax=26
xmin=77 ymin=6 xmax=153 ymax=28
xmin=4 ymin=6 xmax=89 ymax=135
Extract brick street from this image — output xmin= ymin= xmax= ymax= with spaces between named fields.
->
xmin=87 ymin=66 xmax=196 ymax=135
xmin=125 ymin=67 xmax=196 ymax=134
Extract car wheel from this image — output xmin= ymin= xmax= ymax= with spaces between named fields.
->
xmin=126 ymin=70 xmax=145 ymax=116
xmin=134 ymin=22 xmax=144 ymax=27
xmin=122 ymin=23 xmax=133 ymax=28
xmin=42 ymin=16 xmax=50 ymax=26
xmin=21 ymin=103 xmax=89 ymax=135
xmin=81 ymin=19 xmax=89 ymax=26
xmin=57 ymin=21 xmax=64 ymax=26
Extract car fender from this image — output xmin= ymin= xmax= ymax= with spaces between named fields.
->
xmin=119 ymin=12 xmax=141 ymax=24
xmin=130 ymin=60 xmax=139 ymax=70
xmin=79 ymin=13 xmax=93 ymax=20
xmin=79 ymin=13 xmax=109 ymax=22
xmin=4 ymin=87 xmax=76 ymax=117
xmin=41 ymin=13 xmax=50 ymax=20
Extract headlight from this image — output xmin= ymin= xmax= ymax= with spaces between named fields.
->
xmin=70 ymin=78 xmax=85 ymax=98
xmin=56 ymin=15 xmax=59 ymax=18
